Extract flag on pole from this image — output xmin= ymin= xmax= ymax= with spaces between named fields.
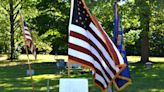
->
xmin=68 ymin=0 xmax=126 ymax=91
xmin=20 ymin=11 xmax=37 ymax=59
xmin=112 ymin=2 xmax=131 ymax=90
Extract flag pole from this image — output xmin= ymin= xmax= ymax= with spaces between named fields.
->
xmin=25 ymin=46 xmax=35 ymax=92
xmin=67 ymin=0 xmax=74 ymax=78
xmin=67 ymin=61 xmax=71 ymax=77
xmin=19 ymin=10 xmax=35 ymax=92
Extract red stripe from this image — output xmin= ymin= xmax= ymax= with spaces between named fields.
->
xmin=69 ymin=55 xmax=94 ymax=68
xmin=25 ymin=38 xmax=32 ymax=42
xmin=69 ymin=43 xmax=111 ymax=84
xmin=25 ymin=33 xmax=31 ymax=36
xmin=70 ymin=31 xmax=116 ymax=74
xmin=69 ymin=55 xmax=107 ymax=90
xmin=95 ymin=79 xmax=106 ymax=90
xmin=69 ymin=43 xmax=112 ymax=80
xmin=92 ymin=16 xmax=120 ymax=65
xmin=88 ymin=27 xmax=111 ymax=58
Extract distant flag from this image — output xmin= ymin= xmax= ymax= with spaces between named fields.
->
xmin=20 ymin=11 xmax=37 ymax=60
xmin=112 ymin=2 xmax=131 ymax=90
xmin=68 ymin=0 xmax=126 ymax=91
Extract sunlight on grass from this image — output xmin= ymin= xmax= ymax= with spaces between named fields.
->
xmin=0 ymin=83 xmax=13 ymax=87
xmin=127 ymin=56 xmax=164 ymax=63
xmin=150 ymin=89 xmax=164 ymax=92
xmin=149 ymin=57 xmax=164 ymax=62
xmin=7 ymin=87 xmax=32 ymax=91
xmin=39 ymin=87 xmax=47 ymax=91
xmin=16 ymin=74 xmax=62 ymax=81
xmin=18 ymin=54 xmax=55 ymax=62
xmin=0 ymin=54 xmax=164 ymax=92
xmin=1 ymin=54 xmax=163 ymax=63
xmin=127 ymin=56 xmax=141 ymax=63
xmin=18 ymin=54 xmax=68 ymax=63
xmin=0 ymin=54 xmax=7 ymax=61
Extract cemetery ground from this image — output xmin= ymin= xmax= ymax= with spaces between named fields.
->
xmin=0 ymin=54 xmax=164 ymax=92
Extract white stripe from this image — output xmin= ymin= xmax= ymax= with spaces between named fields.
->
xmin=69 ymin=36 xmax=115 ymax=78
xmin=90 ymin=22 xmax=105 ymax=43
xmin=69 ymin=24 xmax=86 ymax=36
xmin=87 ymin=30 xmax=119 ymax=72
xmin=24 ymin=30 xmax=31 ymax=35
xmin=90 ymin=22 xmax=124 ymax=68
xmin=69 ymin=36 xmax=90 ymax=49
xmin=24 ymin=26 xmax=29 ymax=30
xmin=110 ymin=38 xmax=124 ymax=64
xmin=94 ymin=60 xmax=110 ymax=82
xmin=102 ymin=27 xmax=124 ymax=64
xmin=25 ymin=36 xmax=32 ymax=40
xmin=68 ymin=48 xmax=93 ymax=64
xmin=69 ymin=40 xmax=111 ymax=82
xmin=91 ymin=46 xmax=115 ymax=78
xmin=95 ymin=73 xmax=107 ymax=88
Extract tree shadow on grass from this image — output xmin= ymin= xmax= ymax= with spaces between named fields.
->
xmin=122 ymin=62 xmax=164 ymax=92
xmin=0 ymin=62 xmax=66 ymax=92
xmin=1 ymin=62 xmax=164 ymax=92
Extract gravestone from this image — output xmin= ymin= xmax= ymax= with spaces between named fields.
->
xmin=59 ymin=78 xmax=88 ymax=92
xmin=56 ymin=59 xmax=65 ymax=69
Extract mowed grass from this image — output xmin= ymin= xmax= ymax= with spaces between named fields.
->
xmin=0 ymin=54 xmax=164 ymax=92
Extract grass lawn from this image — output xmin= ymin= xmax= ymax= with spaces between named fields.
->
xmin=0 ymin=54 xmax=164 ymax=92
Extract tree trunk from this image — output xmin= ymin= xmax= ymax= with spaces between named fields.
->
xmin=140 ymin=22 xmax=149 ymax=62
xmin=10 ymin=0 xmax=14 ymax=61
xmin=139 ymin=1 xmax=150 ymax=62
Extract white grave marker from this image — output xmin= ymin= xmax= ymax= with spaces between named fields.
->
xmin=59 ymin=78 xmax=88 ymax=92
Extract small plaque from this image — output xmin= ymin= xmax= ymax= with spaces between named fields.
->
xmin=26 ymin=70 xmax=35 ymax=75
xmin=59 ymin=78 xmax=88 ymax=92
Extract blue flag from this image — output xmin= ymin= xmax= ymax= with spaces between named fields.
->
xmin=112 ymin=2 xmax=131 ymax=90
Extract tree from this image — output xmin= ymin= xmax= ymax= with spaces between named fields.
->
xmin=31 ymin=0 xmax=70 ymax=54
xmin=136 ymin=0 xmax=164 ymax=61
xmin=0 ymin=7 xmax=10 ymax=53
xmin=0 ymin=0 xmax=22 ymax=60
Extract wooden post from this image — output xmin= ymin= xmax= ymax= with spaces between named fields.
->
xmin=67 ymin=61 xmax=71 ymax=77
xmin=47 ymin=79 xmax=50 ymax=92
xmin=25 ymin=46 xmax=35 ymax=92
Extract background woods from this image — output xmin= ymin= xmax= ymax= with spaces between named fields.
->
xmin=0 ymin=0 xmax=163 ymax=61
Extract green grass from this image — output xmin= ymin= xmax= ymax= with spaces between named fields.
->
xmin=0 ymin=54 xmax=164 ymax=92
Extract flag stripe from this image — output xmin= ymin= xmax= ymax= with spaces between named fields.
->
xmin=69 ymin=35 xmax=115 ymax=78
xmin=95 ymin=74 xmax=107 ymax=89
xmin=92 ymin=16 xmax=121 ymax=65
xmin=69 ymin=43 xmax=111 ymax=83
xmin=88 ymin=24 xmax=119 ymax=70
xmin=69 ymin=35 xmax=115 ymax=80
xmin=70 ymin=30 xmax=117 ymax=75
xmin=70 ymin=25 xmax=118 ymax=73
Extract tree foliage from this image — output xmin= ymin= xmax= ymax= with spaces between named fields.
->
xmin=0 ymin=0 xmax=163 ymax=58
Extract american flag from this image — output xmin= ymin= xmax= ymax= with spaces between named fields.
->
xmin=20 ymin=12 xmax=37 ymax=59
xmin=68 ymin=0 xmax=126 ymax=90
